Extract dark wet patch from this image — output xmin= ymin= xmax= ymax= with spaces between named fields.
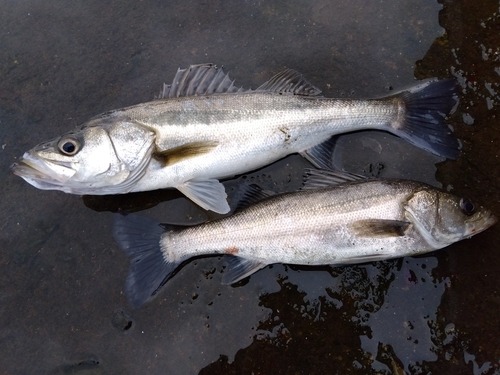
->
xmin=49 ymin=357 xmax=100 ymax=375
xmin=415 ymin=0 xmax=500 ymax=370
xmin=82 ymin=189 xmax=184 ymax=213
xmin=200 ymin=275 xmax=375 ymax=374
xmin=111 ymin=309 xmax=134 ymax=333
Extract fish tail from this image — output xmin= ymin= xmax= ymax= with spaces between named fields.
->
xmin=389 ymin=79 xmax=460 ymax=159
xmin=113 ymin=214 xmax=179 ymax=308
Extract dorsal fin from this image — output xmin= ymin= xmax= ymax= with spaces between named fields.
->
xmin=256 ymin=68 xmax=322 ymax=96
xmin=157 ymin=65 xmax=323 ymax=99
xmin=157 ymin=64 xmax=245 ymax=98
xmin=230 ymin=183 xmax=276 ymax=213
xmin=302 ymin=168 xmax=366 ymax=190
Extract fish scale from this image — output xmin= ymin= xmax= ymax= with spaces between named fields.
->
xmin=162 ymin=181 xmax=416 ymax=265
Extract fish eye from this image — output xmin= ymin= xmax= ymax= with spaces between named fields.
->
xmin=58 ymin=138 xmax=80 ymax=156
xmin=460 ymin=198 xmax=475 ymax=216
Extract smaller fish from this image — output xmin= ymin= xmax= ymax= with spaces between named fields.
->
xmin=113 ymin=170 xmax=496 ymax=308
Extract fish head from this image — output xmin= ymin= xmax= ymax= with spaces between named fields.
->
xmin=405 ymin=188 xmax=497 ymax=249
xmin=11 ymin=118 xmax=156 ymax=195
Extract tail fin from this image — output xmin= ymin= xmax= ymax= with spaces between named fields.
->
xmin=113 ymin=214 xmax=180 ymax=308
xmin=389 ymin=79 xmax=460 ymax=159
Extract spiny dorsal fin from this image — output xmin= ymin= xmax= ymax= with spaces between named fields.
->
xmin=157 ymin=64 xmax=245 ymax=98
xmin=153 ymin=141 xmax=219 ymax=166
xmin=230 ymin=183 xmax=276 ymax=213
xmin=302 ymin=168 xmax=366 ymax=190
xmin=256 ymin=68 xmax=322 ymax=96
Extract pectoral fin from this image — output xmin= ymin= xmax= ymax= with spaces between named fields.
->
xmin=339 ymin=253 xmax=394 ymax=264
xmin=221 ymin=256 xmax=268 ymax=285
xmin=153 ymin=141 xmax=219 ymax=166
xmin=350 ymin=219 xmax=410 ymax=238
xmin=177 ymin=178 xmax=230 ymax=214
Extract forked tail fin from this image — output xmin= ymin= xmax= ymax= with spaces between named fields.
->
xmin=113 ymin=214 xmax=180 ymax=308
xmin=389 ymin=79 xmax=460 ymax=159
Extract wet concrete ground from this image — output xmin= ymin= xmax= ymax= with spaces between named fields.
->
xmin=0 ymin=0 xmax=499 ymax=374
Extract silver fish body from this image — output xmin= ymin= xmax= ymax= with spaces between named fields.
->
xmin=113 ymin=170 xmax=496 ymax=308
xmin=12 ymin=64 xmax=459 ymax=213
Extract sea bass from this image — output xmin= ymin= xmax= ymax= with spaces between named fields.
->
xmin=12 ymin=64 xmax=459 ymax=214
xmin=113 ymin=170 xmax=496 ymax=308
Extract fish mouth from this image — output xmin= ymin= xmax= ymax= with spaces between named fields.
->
xmin=10 ymin=153 xmax=77 ymax=190
xmin=470 ymin=212 xmax=498 ymax=236
xmin=11 ymin=152 xmax=147 ymax=195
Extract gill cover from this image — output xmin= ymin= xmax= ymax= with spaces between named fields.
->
xmin=13 ymin=119 xmax=156 ymax=195
xmin=404 ymin=189 xmax=495 ymax=249
xmin=66 ymin=120 xmax=156 ymax=193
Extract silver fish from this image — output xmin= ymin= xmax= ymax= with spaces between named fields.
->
xmin=12 ymin=64 xmax=459 ymax=214
xmin=113 ymin=170 xmax=496 ymax=308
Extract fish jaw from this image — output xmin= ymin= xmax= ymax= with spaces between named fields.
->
xmin=11 ymin=153 xmax=137 ymax=195
xmin=10 ymin=151 xmax=141 ymax=195
xmin=11 ymin=151 xmax=78 ymax=192
xmin=464 ymin=210 xmax=498 ymax=238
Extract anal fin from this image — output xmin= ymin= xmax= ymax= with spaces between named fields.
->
xmin=300 ymin=136 xmax=338 ymax=170
xmin=222 ymin=255 xmax=268 ymax=285
xmin=177 ymin=178 xmax=230 ymax=214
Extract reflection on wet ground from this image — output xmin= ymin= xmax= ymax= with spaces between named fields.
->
xmin=1 ymin=0 xmax=499 ymax=374
xmin=200 ymin=257 xmax=448 ymax=374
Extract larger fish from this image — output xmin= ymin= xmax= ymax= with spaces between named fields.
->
xmin=12 ymin=64 xmax=459 ymax=214
xmin=113 ymin=170 xmax=496 ymax=308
